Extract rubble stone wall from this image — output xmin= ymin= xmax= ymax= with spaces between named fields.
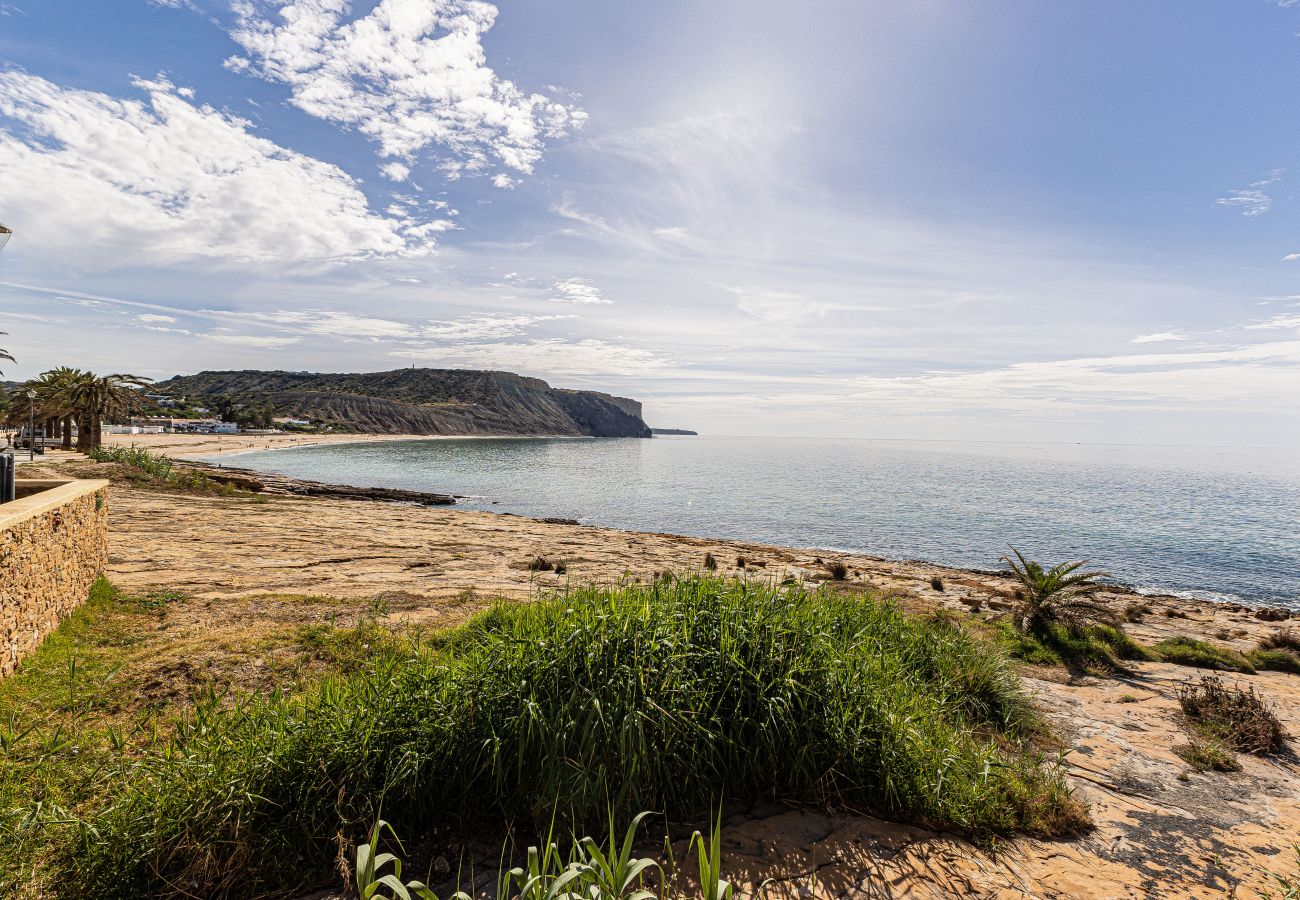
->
xmin=0 ymin=480 xmax=109 ymax=676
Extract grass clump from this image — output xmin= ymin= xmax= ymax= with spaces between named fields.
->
xmin=702 ymin=552 xmax=717 ymax=571
xmin=1174 ymin=739 xmax=1241 ymax=773
xmin=1178 ymin=675 xmax=1287 ymax=755
xmin=1251 ymin=629 xmax=1300 ymax=673
xmin=1155 ymin=636 xmax=1255 ymax=673
xmin=1248 ymin=648 xmax=1300 ymax=674
xmin=60 ymin=576 xmax=1085 ymax=898
xmin=825 ymin=560 xmax=849 ymax=580
xmin=930 ymin=575 xmax=945 ymax=592
xmin=528 ymin=556 xmax=555 ymax=572
xmin=996 ymin=621 xmax=1152 ymax=673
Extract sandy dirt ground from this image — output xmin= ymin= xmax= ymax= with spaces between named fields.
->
xmin=26 ymin=452 xmax=1300 ymax=898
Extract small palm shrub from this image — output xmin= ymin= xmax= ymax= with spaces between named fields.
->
xmin=1001 ymin=548 xmax=1113 ymax=634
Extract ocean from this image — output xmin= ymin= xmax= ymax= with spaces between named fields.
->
xmin=204 ymin=435 xmax=1300 ymax=607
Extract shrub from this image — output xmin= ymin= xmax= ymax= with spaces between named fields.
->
xmin=88 ymin=443 xmax=174 ymax=478
xmin=87 ymin=444 xmax=236 ymax=495
xmin=1001 ymin=549 xmax=1113 ymax=634
xmin=1178 ymin=675 xmax=1287 ymax=754
xmin=735 ymin=555 xmax=746 ymax=569
xmin=1260 ymin=628 xmax=1300 ymax=653
xmin=1122 ymin=603 xmax=1152 ymax=623
xmin=930 ymin=576 xmax=945 ymax=592
xmin=528 ymin=556 xmax=555 ymax=572
xmin=826 ymin=561 xmax=848 ymax=580
xmin=1155 ymin=637 xmax=1255 ymax=673
xmin=552 ymin=560 xmax=567 ymax=576
xmin=702 ymin=552 xmax=717 ymax=571
xmin=66 ymin=577 xmax=1084 ymax=897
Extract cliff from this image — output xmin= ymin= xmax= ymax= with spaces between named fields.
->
xmin=152 ymin=369 xmax=652 ymax=438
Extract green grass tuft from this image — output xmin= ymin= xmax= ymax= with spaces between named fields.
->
xmin=57 ymin=576 xmax=1086 ymax=898
xmin=1175 ymin=739 xmax=1241 ymax=773
xmin=1155 ymin=636 xmax=1255 ymax=673
xmin=995 ymin=621 xmax=1152 ymax=673
xmin=1247 ymin=648 xmax=1300 ymax=674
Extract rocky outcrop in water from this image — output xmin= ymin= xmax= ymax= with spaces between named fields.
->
xmin=153 ymin=368 xmax=652 ymax=438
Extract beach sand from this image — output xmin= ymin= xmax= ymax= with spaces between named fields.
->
xmin=103 ymin=430 xmax=431 ymax=459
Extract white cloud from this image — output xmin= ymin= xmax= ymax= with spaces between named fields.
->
xmin=379 ymin=161 xmax=410 ymax=182
xmin=137 ymin=313 xmax=178 ymax=324
xmin=549 ymin=278 xmax=612 ymax=304
xmin=226 ymin=0 xmax=586 ymax=179
xmin=1131 ymin=331 xmax=1186 ymax=344
xmin=1284 ymin=253 xmax=1300 ymax=262
xmin=0 ymin=72 xmax=447 ymax=268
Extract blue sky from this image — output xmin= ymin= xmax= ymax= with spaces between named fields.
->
xmin=2 ymin=1 xmax=1299 ymax=444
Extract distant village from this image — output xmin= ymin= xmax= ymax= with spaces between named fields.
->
xmin=107 ymin=392 xmax=321 ymax=437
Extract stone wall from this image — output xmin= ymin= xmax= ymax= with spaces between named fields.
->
xmin=0 ymin=479 xmax=109 ymax=676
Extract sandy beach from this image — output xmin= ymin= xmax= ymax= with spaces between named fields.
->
xmin=17 ymin=448 xmax=1300 ymax=899
xmin=102 ymin=430 xmax=434 ymax=460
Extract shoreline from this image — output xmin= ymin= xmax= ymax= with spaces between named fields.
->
xmin=105 ymin=431 xmax=449 ymax=460
xmin=104 ymin=431 xmax=1295 ymax=611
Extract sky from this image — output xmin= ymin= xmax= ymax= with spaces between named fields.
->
xmin=2 ymin=1 xmax=1300 ymax=445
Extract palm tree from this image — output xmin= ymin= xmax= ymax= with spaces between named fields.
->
xmin=71 ymin=371 xmax=152 ymax=450
xmin=34 ymin=367 xmax=86 ymax=450
xmin=0 ymin=332 xmax=13 ymax=375
xmin=1002 ymin=547 xmax=1114 ymax=634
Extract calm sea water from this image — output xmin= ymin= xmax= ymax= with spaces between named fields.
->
xmin=205 ymin=436 xmax=1300 ymax=607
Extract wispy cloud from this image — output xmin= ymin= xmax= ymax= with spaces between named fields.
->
xmin=1244 ymin=313 xmax=1300 ymax=331
xmin=1131 ymin=331 xmax=1187 ymax=344
xmin=1216 ymin=169 xmax=1283 ymax=216
xmin=225 ymin=0 xmax=585 ymax=180
xmin=390 ymin=338 xmax=668 ymax=376
xmin=207 ymin=334 xmax=300 ymax=348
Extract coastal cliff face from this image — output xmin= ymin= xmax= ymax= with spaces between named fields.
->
xmin=152 ymin=369 xmax=652 ymax=438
